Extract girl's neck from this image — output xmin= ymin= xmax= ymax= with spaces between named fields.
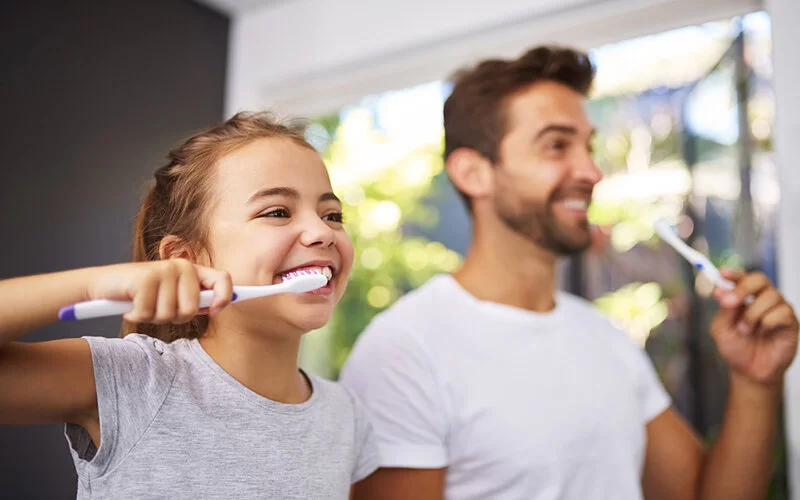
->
xmin=198 ymin=318 xmax=310 ymax=404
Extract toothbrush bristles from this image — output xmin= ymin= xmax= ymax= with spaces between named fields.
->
xmin=282 ymin=268 xmax=327 ymax=283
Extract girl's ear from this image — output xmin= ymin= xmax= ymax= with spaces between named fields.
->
xmin=158 ymin=235 xmax=197 ymax=262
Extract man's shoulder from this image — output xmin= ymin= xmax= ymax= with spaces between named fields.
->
xmin=347 ymin=275 xmax=455 ymax=359
xmin=556 ymin=291 xmax=653 ymax=359
xmin=555 ymin=291 xmax=602 ymax=316
xmin=367 ymin=275 xmax=452 ymax=326
xmin=391 ymin=274 xmax=450 ymax=306
xmin=555 ymin=291 xmax=632 ymax=338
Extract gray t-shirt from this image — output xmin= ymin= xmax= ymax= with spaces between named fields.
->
xmin=64 ymin=334 xmax=379 ymax=499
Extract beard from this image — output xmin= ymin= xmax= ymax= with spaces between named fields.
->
xmin=495 ymin=187 xmax=592 ymax=256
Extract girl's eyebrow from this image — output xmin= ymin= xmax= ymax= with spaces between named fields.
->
xmin=247 ymin=187 xmax=340 ymax=205
xmin=319 ymin=192 xmax=341 ymax=204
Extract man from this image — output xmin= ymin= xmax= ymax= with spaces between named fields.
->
xmin=340 ymin=45 xmax=799 ymax=499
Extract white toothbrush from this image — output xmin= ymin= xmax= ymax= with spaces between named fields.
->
xmin=653 ymin=219 xmax=754 ymax=304
xmin=58 ymin=271 xmax=328 ymax=321
xmin=653 ymin=219 xmax=735 ymax=291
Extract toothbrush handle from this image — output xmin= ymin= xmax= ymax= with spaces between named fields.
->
xmin=711 ymin=276 xmax=756 ymax=305
xmin=59 ymin=289 xmax=239 ymax=321
xmin=58 ymin=299 xmax=134 ymax=321
xmin=197 ymin=289 xmax=240 ymax=308
xmin=715 ymin=278 xmax=736 ymax=291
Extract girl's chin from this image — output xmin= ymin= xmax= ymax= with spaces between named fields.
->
xmin=292 ymin=320 xmax=332 ymax=335
xmin=230 ymin=300 xmax=334 ymax=333
xmin=286 ymin=308 xmax=334 ymax=333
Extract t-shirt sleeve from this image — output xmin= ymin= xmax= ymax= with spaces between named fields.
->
xmin=64 ymin=334 xmax=176 ymax=478
xmin=339 ymin=316 xmax=450 ymax=469
xmin=346 ymin=388 xmax=380 ymax=483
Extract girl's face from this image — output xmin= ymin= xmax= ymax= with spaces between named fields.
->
xmin=200 ymin=137 xmax=354 ymax=335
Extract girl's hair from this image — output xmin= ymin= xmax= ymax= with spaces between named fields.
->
xmin=121 ymin=111 xmax=315 ymax=342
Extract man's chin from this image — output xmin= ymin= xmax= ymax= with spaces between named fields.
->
xmin=547 ymin=228 xmax=593 ymax=256
xmin=557 ymin=243 xmax=591 ymax=256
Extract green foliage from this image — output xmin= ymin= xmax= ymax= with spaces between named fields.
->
xmin=593 ymin=282 xmax=669 ymax=347
xmin=300 ymin=110 xmax=461 ymax=379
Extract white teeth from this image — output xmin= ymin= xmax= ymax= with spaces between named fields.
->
xmin=562 ymin=199 xmax=588 ymax=210
xmin=321 ymin=267 xmax=333 ymax=280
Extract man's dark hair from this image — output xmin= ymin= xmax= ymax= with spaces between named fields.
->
xmin=443 ymin=45 xmax=596 ymax=208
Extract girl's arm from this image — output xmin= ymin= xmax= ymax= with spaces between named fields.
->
xmin=0 ymin=260 xmax=232 ymax=435
xmin=0 ymin=268 xmax=99 ymax=345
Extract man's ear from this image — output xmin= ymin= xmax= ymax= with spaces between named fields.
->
xmin=158 ymin=235 xmax=197 ymax=262
xmin=445 ymin=148 xmax=494 ymax=202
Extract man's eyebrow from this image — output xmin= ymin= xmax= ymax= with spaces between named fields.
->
xmin=533 ymin=125 xmax=596 ymax=141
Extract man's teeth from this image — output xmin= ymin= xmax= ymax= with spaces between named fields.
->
xmin=281 ymin=266 xmax=333 ymax=283
xmin=562 ymin=199 xmax=588 ymax=210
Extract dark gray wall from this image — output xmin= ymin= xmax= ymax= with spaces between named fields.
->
xmin=0 ymin=1 xmax=229 ymax=497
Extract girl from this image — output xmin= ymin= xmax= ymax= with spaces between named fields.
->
xmin=0 ymin=112 xmax=378 ymax=499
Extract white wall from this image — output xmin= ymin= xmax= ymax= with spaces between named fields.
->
xmin=767 ymin=0 xmax=800 ymax=497
xmin=226 ymin=0 xmax=759 ymax=118
xmin=226 ymin=0 xmax=589 ymax=116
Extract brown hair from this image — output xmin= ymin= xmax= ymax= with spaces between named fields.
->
xmin=443 ymin=45 xmax=595 ymax=207
xmin=121 ymin=111 xmax=314 ymax=342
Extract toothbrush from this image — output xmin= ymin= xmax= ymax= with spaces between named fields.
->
xmin=653 ymin=219 xmax=735 ymax=291
xmin=58 ymin=271 xmax=328 ymax=321
xmin=653 ymin=219 xmax=754 ymax=304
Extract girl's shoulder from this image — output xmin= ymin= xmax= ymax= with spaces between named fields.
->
xmin=305 ymin=371 xmax=368 ymax=424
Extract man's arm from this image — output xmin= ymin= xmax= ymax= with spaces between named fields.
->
xmin=698 ymin=374 xmax=780 ymax=498
xmin=352 ymin=468 xmax=447 ymax=500
xmin=642 ymin=375 xmax=780 ymax=500
xmin=644 ymin=268 xmax=797 ymax=500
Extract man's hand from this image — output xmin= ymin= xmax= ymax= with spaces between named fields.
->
xmin=711 ymin=268 xmax=799 ymax=385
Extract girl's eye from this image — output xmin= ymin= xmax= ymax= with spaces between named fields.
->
xmin=259 ymin=208 xmax=290 ymax=218
xmin=323 ymin=212 xmax=344 ymax=223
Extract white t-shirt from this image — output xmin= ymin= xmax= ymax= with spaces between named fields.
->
xmin=340 ymin=274 xmax=671 ymax=500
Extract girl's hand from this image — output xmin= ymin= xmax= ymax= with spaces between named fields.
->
xmin=89 ymin=259 xmax=233 ymax=323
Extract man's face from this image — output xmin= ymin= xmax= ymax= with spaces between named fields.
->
xmin=490 ymin=81 xmax=603 ymax=255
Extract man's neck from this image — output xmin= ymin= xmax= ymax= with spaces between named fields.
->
xmin=453 ymin=223 xmax=559 ymax=313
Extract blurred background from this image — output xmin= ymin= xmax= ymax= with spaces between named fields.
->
xmin=2 ymin=0 xmax=799 ymax=498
